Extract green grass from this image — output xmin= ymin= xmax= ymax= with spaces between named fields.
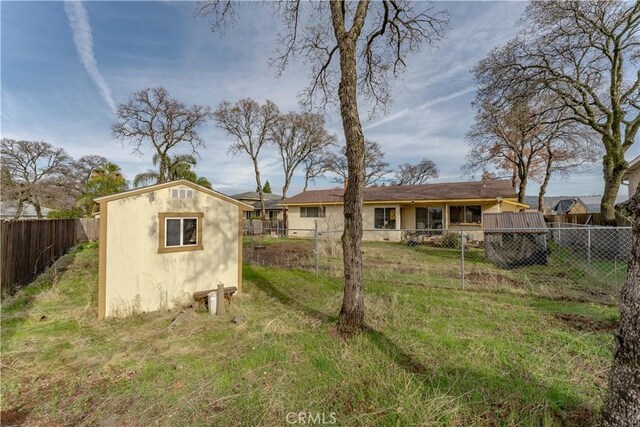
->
xmin=1 ymin=243 xmax=617 ymax=426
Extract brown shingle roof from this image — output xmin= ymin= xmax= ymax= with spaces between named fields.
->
xmin=483 ymin=211 xmax=547 ymax=232
xmin=280 ymin=180 xmax=517 ymax=205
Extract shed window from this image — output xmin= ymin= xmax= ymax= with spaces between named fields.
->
xmin=374 ymin=208 xmax=396 ymax=229
xmin=300 ymin=206 xmax=326 ymax=218
xmin=450 ymin=205 xmax=482 ymax=224
xmin=158 ymin=212 xmax=204 ymax=254
xmin=166 ymin=218 xmax=198 ymax=247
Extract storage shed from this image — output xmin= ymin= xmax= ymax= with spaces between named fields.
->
xmin=483 ymin=211 xmax=549 ymax=269
xmin=95 ymin=180 xmax=254 ymax=319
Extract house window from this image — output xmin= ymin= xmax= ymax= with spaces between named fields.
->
xmin=300 ymin=206 xmax=326 ymax=218
xmin=374 ymin=208 xmax=396 ymax=229
xmin=415 ymin=207 xmax=443 ymax=229
xmin=158 ymin=212 xmax=204 ymax=253
xmin=449 ymin=205 xmax=482 ymax=224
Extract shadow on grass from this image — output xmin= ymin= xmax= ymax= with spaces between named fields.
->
xmin=244 ymin=266 xmax=337 ymax=323
xmin=244 ymin=264 xmax=595 ymax=424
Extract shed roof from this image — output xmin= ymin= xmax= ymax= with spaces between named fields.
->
xmin=281 ymin=180 xmax=517 ymax=205
xmin=483 ymin=211 xmax=547 ymax=233
xmin=94 ymin=180 xmax=254 ymax=211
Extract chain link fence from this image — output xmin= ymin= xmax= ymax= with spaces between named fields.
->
xmin=243 ymin=222 xmax=632 ymax=304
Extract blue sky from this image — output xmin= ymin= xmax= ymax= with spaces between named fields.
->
xmin=2 ymin=1 xmax=638 ymax=198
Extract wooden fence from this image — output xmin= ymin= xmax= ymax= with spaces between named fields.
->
xmin=1 ymin=218 xmax=99 ymax=295
xmin=242 ymin=219 xmax=287 ymax=236
xmin=544 ymin=213 xmax=632 ymax=227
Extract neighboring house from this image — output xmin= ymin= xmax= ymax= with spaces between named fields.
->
xmin=94 ymin=180 xmax=253 ymax=319
xmin=231 ymin=192 xmax=284 ymax=220
xmin=623 ymin=155 xmax=640 ymax=199
xmin=280 ymin=180 xmax=527 ymax=242
xmin=0 ymin=201 xmax=54 ymax=218
xmin=540 ymin=195 xmax=628 ymax=214
xmin=551 ymin=198 xmax=589 ymax=215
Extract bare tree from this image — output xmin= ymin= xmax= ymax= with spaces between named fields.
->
xmin=463 ymin=101 xmax=549 ymax=204
xmin=272 ymin=112 xmax=336 ymax=221
xmin=214 ymin=98 xmax=280 ymax=219
xmin=302 ymin=150 xmax=332 ymax=191
xmin=198 ymin=0 xmax=448 ymax=334
xmin=325 ymin=140 xmax=391 ymax=186
xmin=112 ymin=87 xmax=211 ymax=184
xmin=393 ymin=158 xmax=439 ymax=185
xmin=478 ymin=1 xmax=640 ymax=223
xmin=533 ymin=114 xmax=600 ymax=213
xmin=599 ymin=187 xmax=640 ymax=426
xmin=0 ymin=139 xmax=74 ymax=218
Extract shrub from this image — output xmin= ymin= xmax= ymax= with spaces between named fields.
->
xmin=441 ymin=232 xmax=461 ymax=249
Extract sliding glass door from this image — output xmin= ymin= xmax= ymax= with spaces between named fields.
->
xmin=415 ymin=207 xmax=443 ymax=230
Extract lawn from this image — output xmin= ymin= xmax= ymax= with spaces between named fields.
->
xmin=1 ymin=242 xmax=618 ymax=426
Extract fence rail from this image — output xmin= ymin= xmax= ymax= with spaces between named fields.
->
xmin=1 ymin=218 xmax=99 ymax=295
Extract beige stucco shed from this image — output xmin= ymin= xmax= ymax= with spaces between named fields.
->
xmin=95 ymin=180 xmax=253 ymax=319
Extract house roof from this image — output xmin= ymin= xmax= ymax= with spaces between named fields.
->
xmin=231 ymin=191 xmax=284 ymax=210
xmin=552 ymin=198 xmax=587 ymax=215
xmin=483 ymin=211 xmax=547 ymax=232
xmin=280 ymin=180 xmax=518 ymax=206
xmin=94 ymin=180 xmax=254 ymax=211
xmin=0 ymin=201 xmax=54 ymax=218
xmin=625 ymin=155 xmax=640 ymax=175
xmin=231 ymin=191 xmax=282 ymax=201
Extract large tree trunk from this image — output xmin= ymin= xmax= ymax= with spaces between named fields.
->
xmin=600 ymin=147 xmax=627 ymax=225
xmin=538 ymin=155 xmax=553 ymax=213
xmin=33 ymin=199 xmax=43 ymax=218
xmin=598 ymin=188 xmax=640 ymax=426
xmin=331 ymin=4 xmax=367 ymax=335
xmin=252 ymin=157 xmax=266 ymax=220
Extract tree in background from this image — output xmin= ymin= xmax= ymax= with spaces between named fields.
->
xmin=478 ymin=1 xmax=639 ymax=223
xmin=302 ymin=151 xmax=332 ymax=191
xmin=324 ymin=140 xmax=391 ymax=187
xmin=112 ymin=87 xmax=211 ymax=185
xmin=393 ymin=159 xmax=439 ymax=185
xmin=1 ymin=138 xmax=74 ymax=218
xmin=270 ymin=111 xmax=336 ymax=209
xmin=77 ymin=163 xmax=128 ymax=215
xmin=262 ymin=180 xmax=272 ymax=194
xmin=199 ymin=0 xmax=448 ymax=334
xmin=599 ymin=187 xmax=640 ymax=425
xmin=134 ymin=154 xmax=212 ymax=189
xmin=214 ymin=98 xmax=280 ymax=219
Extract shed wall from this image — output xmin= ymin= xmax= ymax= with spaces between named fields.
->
xmin=104 ymin=186 xmax=241 ymax=317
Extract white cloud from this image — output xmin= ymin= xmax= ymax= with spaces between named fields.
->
xmin=64 ymin=1 xmax=116 ymax=114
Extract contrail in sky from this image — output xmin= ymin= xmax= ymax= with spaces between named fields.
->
xmin=64 ymin=1 xmax=116 ymax=114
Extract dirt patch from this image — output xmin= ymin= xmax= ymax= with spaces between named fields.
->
xmin=246 ymin=243 xmax=313 ymax=268
xmin=1 ymin=409 xmax=29 ymax=426
xmin=554 ymin=313 xmax=618 ymax=333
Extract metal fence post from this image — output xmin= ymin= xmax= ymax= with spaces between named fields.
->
xmin=460 ymin=230 xmax=465 ymax=290
xmin=587 ymin=227 xmax=591 ymax=271
xmin=314 ymin=220 xmax=319 ymax=276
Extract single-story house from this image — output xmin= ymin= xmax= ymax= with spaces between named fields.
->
xmin=0 ymin=201 xmax=54 ymax=218
xmin=623 ymin=155 xmax=640 ymax=199
xmin=280 ymin=180 xmax=527 ymax=241
xmin=551 ymin=198 xmax=589 ymax=215
xmin=231 ymin=191 xmax=284 ymax=220
xmin=95 ymin=180 xmax=253 ymax=319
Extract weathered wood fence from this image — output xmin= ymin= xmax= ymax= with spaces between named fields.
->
xmin=1 ymin=218 xmax=99 ymax=295
xmin=544 ymin=213 xmax=631 ymax=227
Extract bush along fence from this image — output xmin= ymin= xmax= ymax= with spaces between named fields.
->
xmin=243 ymin=222 xmax=632 ymax=303
xmin=0 ymin=218 xmax=99 ymax=295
